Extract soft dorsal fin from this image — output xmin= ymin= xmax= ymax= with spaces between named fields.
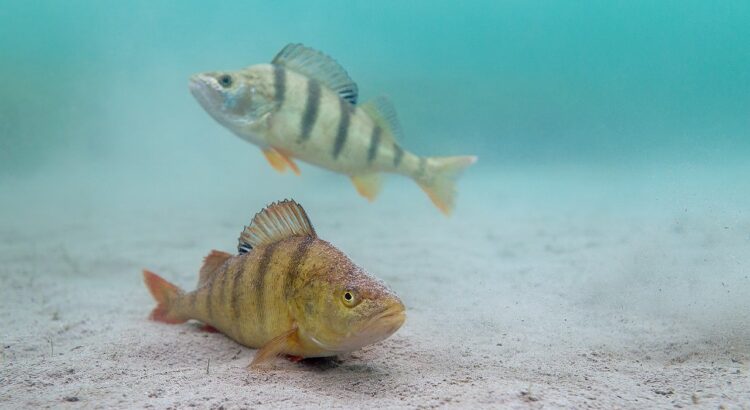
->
xmin=238 ymin=200 xmax=317 ymax=254
xmin=360 ymin=96 xmax=404 ymax=142
xmin=198 ymin=250 xmax=232 ymax=286
xmin=271 ymin=43 xmax=359 ymax=105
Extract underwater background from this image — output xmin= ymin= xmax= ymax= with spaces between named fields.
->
xmin=3 ymin=0 xmax=750 ymax=174
xmin=2 ymin=1 xmax=750 ymax=408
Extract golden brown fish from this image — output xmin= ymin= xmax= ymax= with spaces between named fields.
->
xmin=189 ymin=43 xmax=477 ymax=215
xmin=143 ymin=200 xmax=405 ymax=368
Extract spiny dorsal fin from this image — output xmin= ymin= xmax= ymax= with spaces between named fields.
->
xmin=360 ymin=96 xmax=404 ymax=142
xmin=198 ymin=250 xmax=232 ymax=287
xmin=271 ymin=43 xmax=359 ymax=105
xmin=238 ymin=200 xmax=317 ymax=254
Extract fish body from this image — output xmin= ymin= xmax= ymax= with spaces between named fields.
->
xmin=143 ymin=200 xmax=405 ymax=367
xmin=190 ymin=43 xmax=477 ymax=215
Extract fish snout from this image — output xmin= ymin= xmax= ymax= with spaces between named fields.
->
xmin=189 ymin=74 xmax=209 ymax=93
xmin=378 ymin=298 xmax=406 ymax=332
xmin=189 ymin=73 xmax=224 ymax=114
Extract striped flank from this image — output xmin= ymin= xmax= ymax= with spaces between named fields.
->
xmin=300 ymin=79 xmax=321 ymax=141
xmin=284 ymin=238 xmax=313 ymax=299
xmin=230 ymin=260 xmax=249 ymax=320
xmin=333 ymin=99 xmax=351 ymax=159
xmin=393 ymin=143 xmax=404 ymax=168
xmin=273 ymin=65 xmax=286 ymax=105
xmin=367 ymin=125 xmax=382 ymax=164
xmin=253 ymin=242 xmax=280 ymax=327
xmin=210 ymin=267 xmax=229 ymax=327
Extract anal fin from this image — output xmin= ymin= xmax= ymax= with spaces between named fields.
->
xmin=262 ymin=148 xmax=300 ymax=175
xmin=351 ymin=174 xmax=382 ymax=202
xmin=249 ymin=327 xmax=298 ymax=369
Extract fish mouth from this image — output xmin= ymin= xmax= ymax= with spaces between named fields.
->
xmin=188 ymin=74 xmax=211 ymax=96
xmin=362 ymin=302 xmax=406 ymax=336
xmin=305 ymin=303 xmax=406 ymax=354
xmin=337 ymin=304 xmax=405 ymax=351
xmin=188 ymin=74 xmax=224 ymax=119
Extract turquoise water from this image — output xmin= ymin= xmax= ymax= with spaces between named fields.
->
xmin=3 ymin=0 xmax=750 ymax=319
xmin=2 ymin=1 xmax=749 ymax=176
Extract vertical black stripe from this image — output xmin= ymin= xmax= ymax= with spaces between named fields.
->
xmin=300 ymin=79 xmax=321 ymax=141
xmin=253 ymin=242 xmax=279 ymax=327
xmin=393 ymin=143 xmax=404 ymax=167
xmin=213 ymin=267 xmax=230 ymax=327
xmin=230 ymin=260 xmax=246 ymax=320
xmin=208 ymin=277 xmax=222 ymax=324
xmin=284 ymin=238 xmax=313 ymax=300
xmin=273 ymin=65 xmax=286 ymax=105
xmin=417 ymin=157 xmax=427 ymax=178
xmin=367 ymin=125 xmax=382 ymax=165
xmin=333 ymin=99 xmax=351 ymax=159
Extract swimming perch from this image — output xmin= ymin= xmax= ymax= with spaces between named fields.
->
xmin=190 ymin=43 xmax=477 ymax=215
xmin=143 ymin=200 xmax=405 ymax=368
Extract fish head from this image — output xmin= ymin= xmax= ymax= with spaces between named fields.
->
xmin=189 ymin=66 xmax=274 ymax=137
xmin=294 ymin=244 xmax=406 ymax=354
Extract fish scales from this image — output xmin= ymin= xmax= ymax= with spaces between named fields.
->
xmin=205 ymin=242 xmax=289 ymax=347
xmin=143 ymin=200 xmax=405 ymax=367
xmin=262 ymin=65 xmax=407 ymax=176
xmin=182 ymin=237 xmax=318 ymax=349
xmin=190 ymin=44 xmax=476 ymax=215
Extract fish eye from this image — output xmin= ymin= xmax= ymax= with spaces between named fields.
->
xmin=342 ymin=290 xmax=358 ymax=307
xmin=218 ymin=74 xmax=233 ymax=88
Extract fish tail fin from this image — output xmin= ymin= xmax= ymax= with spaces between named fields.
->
xmin=143 ymin=269 xmax=187 ymax=324
xmin=415 ymin=155 xmax=477 ymax=216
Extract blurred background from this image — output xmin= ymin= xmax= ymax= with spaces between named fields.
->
xmin=2 ymin=0 xmax=749 ymax=175
xmin=1 ymin=0 xmax=749 ymax=305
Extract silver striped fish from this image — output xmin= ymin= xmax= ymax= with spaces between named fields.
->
xmin=190 ymin=43 xmax=476 ymax=215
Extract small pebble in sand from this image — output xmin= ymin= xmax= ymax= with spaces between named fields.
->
xmin=520 ymin=390 xmax=540 ymax=402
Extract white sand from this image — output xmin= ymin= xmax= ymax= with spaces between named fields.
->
xmin=1 ymin=162 xmax=749 ymax=408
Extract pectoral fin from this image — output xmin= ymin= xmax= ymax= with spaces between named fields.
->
xmin=351 ymin=174 xmax=382 ymax=201
xmin=262 ymin=148 xmax=300 ymax=175
xmin=249 ymin=327 xmax=298 ymax=369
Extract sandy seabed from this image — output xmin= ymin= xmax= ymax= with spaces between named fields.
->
xmin=1 ymin=166 xmax=749 ymax=409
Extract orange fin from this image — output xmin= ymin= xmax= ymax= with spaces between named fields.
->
xmin=351 ymin=174 xmax=382 ymax=201
xmin=415 ymin=155 xmax=477 ymax=216
xmin=200 ymin=324 xmax=220 ymax=333
xmin=262 ymin=148 xmax=300 ymax=175
xmin=286 ymin=355 xmax=304 ymax=363
xmin=276 ymin=149 xmax=300 ymax=175
xmin=249 ymin=327 xmax=298 ymax=369
xmin=143 ymin=270 xmax=186 ymax=324
xmin=198 ymin=250 xmax=232 ymax=287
